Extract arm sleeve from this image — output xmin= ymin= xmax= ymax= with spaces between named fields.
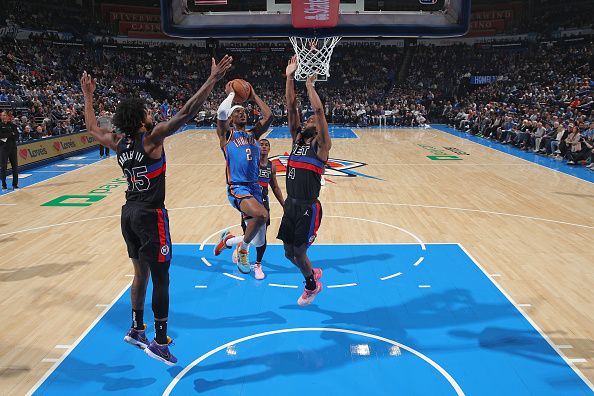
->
xmin=217 ymin=92 xmax=236 ymax=121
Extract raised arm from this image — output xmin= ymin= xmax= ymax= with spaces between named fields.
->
xmin=80 ymin=72 xmax=118 ymax=150
xmin=285 ymin=56 xmax=300 ymax=140
xmin=216 ymin=83 xmax=236 ymax=148
xmin=305 ymin=75 xmax=331 ymax=162
xmin=249 ymin=87 xmax=273 ymax=139
xmin=146 ymin=55 xmax=232 ymax=154
xmin=269 ymin=162 xmax=285 ymax=206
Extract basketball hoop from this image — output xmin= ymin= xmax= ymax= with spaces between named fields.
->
xmin=289 ymin=36 xmax=341 ymax=82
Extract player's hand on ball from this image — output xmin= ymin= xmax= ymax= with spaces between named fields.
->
xmin=225 ymin=81 xmax=233 ymax=95
xmin=210 ymin=55 xmax=233 ymax=81
xmin=80 ymin=71 xmax=96 ymax=96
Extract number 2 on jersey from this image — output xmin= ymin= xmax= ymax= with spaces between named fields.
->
xmin=246 ymin=148 xmax=252 ymax=160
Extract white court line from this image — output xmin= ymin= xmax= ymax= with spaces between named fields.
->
xmin=324 ymin=201 xmax=594 ymax=230
xmin=268 ymin=283 xmax=299 ymax=289
xmin=163 ymin=328 xmax=465 ymax=396
xmin=557 ymin=345 xmax=574 ymax=349
xmin=518 ymin=304 xmax=532 ymax=307
xmin=433 ymin=126 xmax=594 ymax=186
xmin=0 ymin=203 xmax=17 ymax=206
xmin=41 ymin=358 xmax=60 ymax=363
xmin=27 ymin=281 xmax=132 ymax=396
xmin=223 ymin=273 xmax=245 ymax=281
xmin=418 ymin=285 xmax=432 ymax=288
xmin=458 ymin=243 xmax=594 ymax=391
xmin=327 ymin=283 xmax=358 ymax=288
xmin=568 ymin=359 xmax=588 ymax=363
xmin=54 ymin=345 xmax=71 ymax=349
xmin=201 ymin=257 xmax=212 ymax=267
xmin=95 ymin=304 xmax=109 ymax=308
xmin=380 ymin=272 xmax=403 ymax=281
xmin=125 ymin=274 xmax=134 ymax=277
xmin=194 ymin=285 xmax=208 ymax=289
xmin=325 ymin=215 xmax=426 ymax=250
xmin=29 ymin=170 xmax=69 ymax=173
xmin=490 ymin=273 xmax=503 ymax=277
xmin=413 ymin=257 xmax=425 ymax=267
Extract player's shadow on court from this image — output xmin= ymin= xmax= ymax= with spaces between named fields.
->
xmin=450 ymin=327 xmax=594 ymax=367
xmin=52 ymin=357 xmax=156 ymax=391
xmin=282 ymin=289 xmax=516 ymax=333
xmin=170 ymin=310 xmax=287 ymax=332
xmin=0 ymin=261 xmax=90 ymax=282
xmin=192 ymin=331 xmax=408 ymax=392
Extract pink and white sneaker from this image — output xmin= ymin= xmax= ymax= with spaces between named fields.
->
xmin=297 ymin=281 xmax=323 ymax=306
xmin=253 ymin=262 xmax=265 ymax=280
xmin=313 ymin=268 xmax=323 ymax=281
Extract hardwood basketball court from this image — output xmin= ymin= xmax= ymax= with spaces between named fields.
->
xmin=1 ymin=126 xmax=592 ymax=395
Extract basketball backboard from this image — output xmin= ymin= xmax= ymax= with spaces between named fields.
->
xmin=161 ymin=0 xmax=471 ymax=39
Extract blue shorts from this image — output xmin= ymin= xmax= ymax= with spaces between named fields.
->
xmin=227 ymin=183 xmax=263 ymax=212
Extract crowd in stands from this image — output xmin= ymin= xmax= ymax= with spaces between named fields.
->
xmin=440 ymin=40 xmax=594 ymax=169
xmin=0 ymin=20 xmax=592 ymax=168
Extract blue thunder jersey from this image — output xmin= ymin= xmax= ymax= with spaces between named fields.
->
xmin=223 ymin=130 xmax=260 ymax=184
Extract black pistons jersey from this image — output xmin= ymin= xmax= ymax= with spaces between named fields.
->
xmin=286 ymin=137 xmax=325 ymax=200
xmin=258 ymin=160 xmax=272 ymax=198
xmin=117 ymin=133 xmax=166 ymax=208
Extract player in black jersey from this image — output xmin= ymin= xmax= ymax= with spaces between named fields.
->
xmin=79 ymin=55 xmax=232 ymax=365
xmin=235 ymin=138 xmax=284 ymax=279
xmin=278 ymin=56 xmax=332 ymax=306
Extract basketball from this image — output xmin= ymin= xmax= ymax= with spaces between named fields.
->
xmin=230 ymin=79 xmax=252 ymax=103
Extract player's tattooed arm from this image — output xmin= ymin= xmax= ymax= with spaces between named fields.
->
xmin=80 ymin=72 xmax=118 ymax=150
xmin=270 ymin=162 xmax=285 ymax=206
xmin=249 ymin=88 xmax=273 ymax=140
xmin=285 ymin=56 xmax=300 ymax=141
xmin=305 ymin=75 xmax=331 ymax=162
xmin=148 ymin=55 xmax=233 ymax=153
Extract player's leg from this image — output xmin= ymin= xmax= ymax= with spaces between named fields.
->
xmin=124 ymin=258 xmax=150 ymax=349
xmin=293 ymin=200 xmax=324 ymax=305
xmin=239 ymin=197 xmax=268 ymax=245
xmin=144 ymin=259 xmax=176 ymax=365
xmin=139 ymin=208 xmax=177 ymax=365
xmin=121 ymin=205 xmax=150 ymax=349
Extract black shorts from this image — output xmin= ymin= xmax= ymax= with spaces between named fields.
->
xmin=277 ymin=198 xmax=322 ymax=247
xmin=121 ymin=203 xmax=172 ymax=263
xmin=241 ymin=195 xmax=270 ymax=231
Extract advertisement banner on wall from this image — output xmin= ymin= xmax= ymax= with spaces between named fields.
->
xmin=8 ymin=132 xmax=98 ymax=170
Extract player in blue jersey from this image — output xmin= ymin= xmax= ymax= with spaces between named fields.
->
xmin=233 ymin=138 xmax=285 ymax=279
xmin=80 ymin=55 xmax=232 ymax=365
xmin=213 ymin=82 xmax=273 ymax=274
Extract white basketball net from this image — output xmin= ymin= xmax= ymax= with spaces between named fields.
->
xmin=289 ymin=36 xmax=341 ymax=82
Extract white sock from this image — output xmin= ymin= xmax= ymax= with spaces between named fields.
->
xmin=240 ymin=241 xmax=249 ymax=251
xmin=225 ymin=236 xmax=244 ymax=247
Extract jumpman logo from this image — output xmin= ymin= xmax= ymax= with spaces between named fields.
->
xmin=304 ymin=210 xmax=310 ymax=216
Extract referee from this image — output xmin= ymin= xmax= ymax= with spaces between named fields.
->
xmin=0 ymin=111 xmax=19 ymax=191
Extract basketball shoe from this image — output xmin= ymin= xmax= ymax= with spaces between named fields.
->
xmin=253 ymin=262 xmax=265 ymax=280
xmin=124 ymin=324 xmax=149 ymax=349
xmin=236 ymin=247 xmax=251 ymax=274
xmin=297 ymin=281 xmax=323 ymax=306
xmin=214 ymin=230 xmax=233 ymax=256
xmin=145 ymin=337 xmax=177 ymax=366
